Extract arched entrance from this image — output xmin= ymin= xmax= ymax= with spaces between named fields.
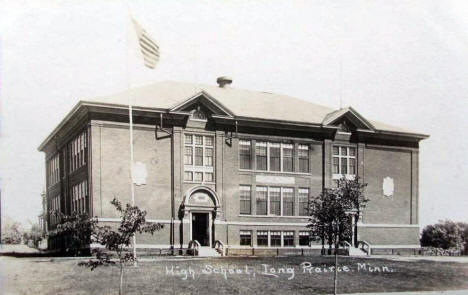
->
xmin=181 ymin=186 xmax=221 ymax=248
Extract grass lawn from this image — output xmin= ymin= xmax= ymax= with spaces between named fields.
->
xmin=1 ymin=255 xmax=468 ymax=295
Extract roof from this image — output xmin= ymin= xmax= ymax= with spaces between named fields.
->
xmin=39 ymin=80 xmax=428 ymax=151
xmin=87 ymin=81 xmax=335 ymax=126
xmin=86 ymin=80 xmax=413 ymax=133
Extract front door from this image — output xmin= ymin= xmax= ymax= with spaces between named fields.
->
xmin=192 ymin=213 xmax=210 ymax=246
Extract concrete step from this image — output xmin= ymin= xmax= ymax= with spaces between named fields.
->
xmin=349 ymin=247 xmax=368 ymax=256
xmin=198 ymin=247 xmax=221 ymax=257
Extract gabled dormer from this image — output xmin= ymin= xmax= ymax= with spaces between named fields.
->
xmin=322 ymin=107 xmax=375 ymax=132
xmin=170 ymin=91 xmax=235 ymax=122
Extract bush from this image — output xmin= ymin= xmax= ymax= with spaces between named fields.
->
xmin=23 ymin=224 xmax=45 ymax=249
xmin=1 ymin=221 xmax=23 ymax=244
xmin=420 ymin=220 xmax=468 ymax=251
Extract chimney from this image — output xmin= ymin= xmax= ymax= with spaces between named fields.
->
xmin=216 ymin=76 xmax=233 ymax=88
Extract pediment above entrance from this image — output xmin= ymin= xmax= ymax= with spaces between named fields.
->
xmin=188 ymin=191 xmax=216 ymax=207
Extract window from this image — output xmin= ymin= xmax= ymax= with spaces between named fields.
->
xmin=205 ymin=172 xmax=213 ymax=182
xmin=257 ymin=231 xmax=268 ymax=247
xmin=69 ymin=130 xmax=87 ymax=173
xmin=299 ymin=231 xmax=310 ymax=246
xmin=256 ymin=186 xmax=267 ymax=215
xmin=184 ymin=134 xmax=215 ymax=182
xmin=184 ymin=147 xmax=193 ymax=165
xmin=195 ymin=147 xmax=203 ymax=166
xmin=239 ymin=140 xmax=252 ymax=169
xmin=255 ymin=186 xmax=296 ymax=216
xmin=254 ymin=141 xmax=300 ymax=172
xmin=269 ymin=187 xmax=281 ymax=215
xmin=184 ymin=171 xmax=193 ymax=181
xmin=283 ymin=231 xmax=295 ymax=246
xmin=256 ymin=142 xmax=267 ymax=170
xmin=298 ymin=144 xmax=309 ymax=173
xmin=240 ymin=230 xmax=252 ymax=246
xmin=282 ymin=144 xmax=294 ymax=172
xmin=270 ymin=231 xmax=281 ymax=247
xmin=298 ymin=188 xmax=309 ymax=216
xmin=239 ymin=185 xmax=251 ymax=215
xmin=71 ymin=180 xmax=88 ymax=214
xmin=191 ymin=108 xmax=207 ymax=120
xmin=204 ymin=148 xmax=213 ymax=167
xmin=282 ymin=187 xmax=294 ymax=216
xmin=50 ymin=195 xmax=61 ymax=225
xmin=333 ymin=146 xmax=356 ymax=176
xmin=47 ymin=154 xmax=60 ymax=186
xmin=194 ymin=172 xmax=203 ymax=182
xmin=269 ymin=143 xmax=281 ymax=171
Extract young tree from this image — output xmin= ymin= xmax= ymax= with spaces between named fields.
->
xmin=308 ymin=176 xmax=368 ymax=295
xmin=79 ymin=199 xmax=163 ymax=295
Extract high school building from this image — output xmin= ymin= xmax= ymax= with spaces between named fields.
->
xmin=39 ymin=77 xmax=428 ymax=255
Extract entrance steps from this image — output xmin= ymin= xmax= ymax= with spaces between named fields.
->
xmin=198 ymin=247 xmax=221 ymax=257
xmin=349 ymin=247 xmax=368 ymax=256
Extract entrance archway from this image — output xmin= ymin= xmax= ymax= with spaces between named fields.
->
xmin=181 ymin=186 xmax=221 ymax=247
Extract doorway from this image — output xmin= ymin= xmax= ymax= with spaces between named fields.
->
xmin=192 ymin=213 xmax=210 ymax=246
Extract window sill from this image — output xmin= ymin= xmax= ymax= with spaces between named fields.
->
xmin=239 ymin=169 xmax=312 ymax=176
xmin=332 ymin=174 xmax=355 ymax=180
xmin=238 ymin=214 xmax=309 ymax=219
xmin=183 ymin=181 xmax=216 ymax=185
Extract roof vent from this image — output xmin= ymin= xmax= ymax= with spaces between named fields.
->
xmin=216 ymin=76 xmax=233 ymax=88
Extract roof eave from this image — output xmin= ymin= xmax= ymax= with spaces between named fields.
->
xmin=38 ymin=101 xmax=84 ymax=152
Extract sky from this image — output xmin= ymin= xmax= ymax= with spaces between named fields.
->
xmin=0 ymin=0 xmax=467 ymax=229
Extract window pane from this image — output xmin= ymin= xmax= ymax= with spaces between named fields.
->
xmin=256 ymin=143 xmax=267 ymax=171
xmin=349 ymin=147 xmax=356 ymax=156
xmin=283 ymin=188 xmax=294 ymax=216
xmin=240 ymin=185 xmax=251 ymax=215
xmin=269 ymin=144 xmax=280 ymax=171
xmin=282 ymin=145 xmax=293 ymax=172
xmin=195 ymin=135 xmax=203 ymax=145
xmin=257 ymin=231 xmax=268 ymax=246
xmin=256 ymin=187 xmax=267 ymax=215
xmin=184 ymin=171 xmax=193 ymax=181
xmin=341 ymin=147 xmax=347 ymax=156
xmin=240 ymin=231 xmax=252 ymax=246
xmin=205 ymin=172 xmax=214 ymax=182
xmin=195 ymin=147 xmax=203 ymax=166
xmin=239 ymin=140 xmax=251 ymax=169
xmin=333 ymin=157 xmax=339 ymax=174
xmin=298 ymin=147 xmax=309 ymax=173
xmin=184 ymin=147 xmax=193 ymax=165
xmin=333 ymin=146 xmax=339 ymax=155
xmin=283 ymin=231 xmax=294 ymax=246
xmin=185 ymin=134 xmax=192 ymax=144
xmin=270 ymin=231 xmax=281 ymax=246
xmin=299 ymin=231 xmax=310 ymax=246
xmin=269 ymin=187 xmax=281 ymax=215
xmin=349 ymin=158 xmax=356 ymax=175
xmin=194 ymin=172 xmax=203 ymax=182
xmin=299 ymin=188 xmax=309 ymax=216
xmin=205 ymin=136 xmax=213 ymax=146
xmin=204 ymin=148 xmax=213 ymax=166
xmin=341 ymin=158 xmax=347 ymax=174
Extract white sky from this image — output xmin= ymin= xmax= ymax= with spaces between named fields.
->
xmin=1 ymin=0 xmax=467 ymax=228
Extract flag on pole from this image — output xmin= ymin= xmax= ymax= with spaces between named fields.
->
xmin=132 ymin=18 xmax=160 ymax=69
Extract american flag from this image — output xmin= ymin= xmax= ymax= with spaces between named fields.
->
xmin=132 ymin=18 xmax=160 ymax=69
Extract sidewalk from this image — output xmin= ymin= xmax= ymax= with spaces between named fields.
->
xmin=368 ymin=255 xmax=468 ymax=263
xmin=347 ymin=290 xmax=468 ymax=295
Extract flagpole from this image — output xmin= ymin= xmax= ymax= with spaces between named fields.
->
xmin=125 ymin=3 xmax=138 ymax=266
xmin=125 ymin=3 xmax=159 ymax=265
